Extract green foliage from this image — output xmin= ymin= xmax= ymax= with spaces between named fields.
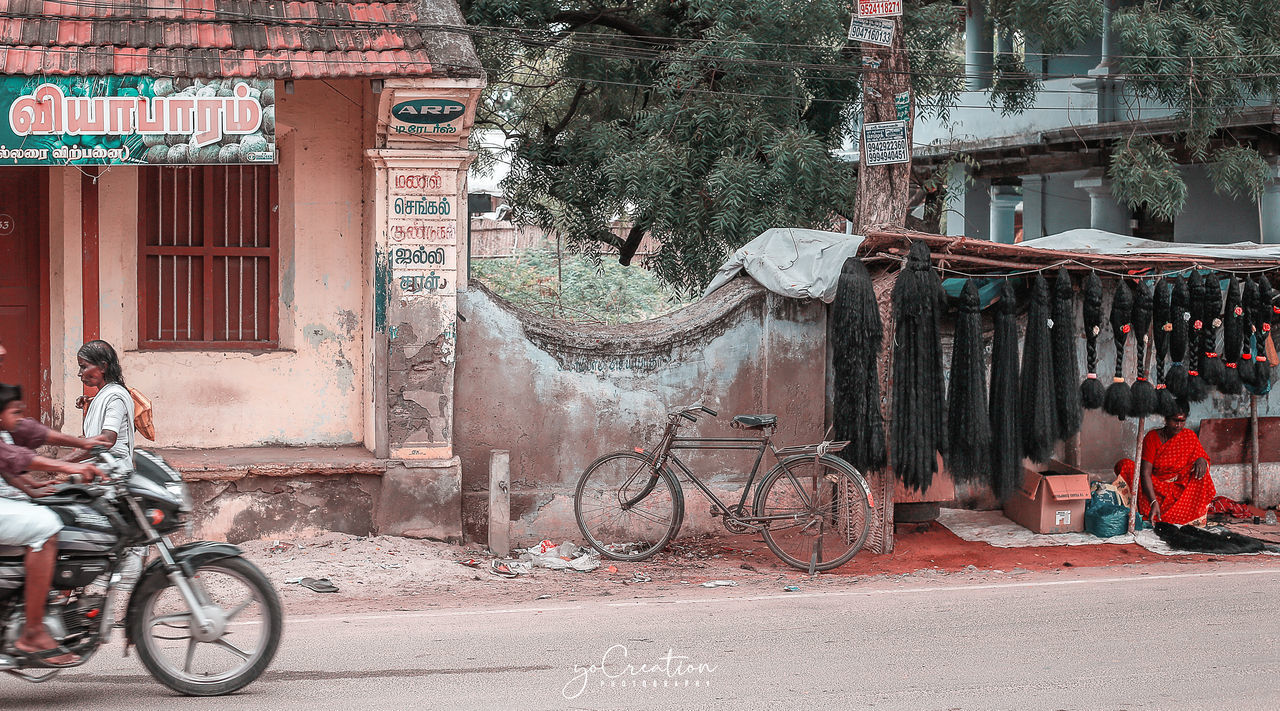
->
xmin=1208 ymin=145 xmax=1271 ymax=203
xmin=1108 ymin=138 xmax=1187 ymax=222
xmin=989 ymin=52 xmax=1043 ymax=116
xmin=1113 ymin=1 xmax=1280 ymax=150
xmin=471 ymin=249 xmax=692 ymax=324
xmin=464 ymin=0 xmax=868 ymax=294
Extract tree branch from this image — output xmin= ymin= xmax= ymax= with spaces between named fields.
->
xmin=545 ymin=82 xmax=592 ymax=143
xmin=550 ymin=10 xmax=674 ymax=45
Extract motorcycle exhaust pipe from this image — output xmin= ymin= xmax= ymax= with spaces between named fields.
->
xmin=0 ymin=653 xmax=17 ymax=671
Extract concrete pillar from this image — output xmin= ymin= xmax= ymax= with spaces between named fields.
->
xmin=944 ymin=162 xmax=969 ymax=237
xmin=1260 ymin=160 xmax=1280 ymax=244
xmin=1021 ymin=175 xmax=1046 ymax=241
xmin=1074 ymin=174 xmax=1132 ymax=235
xmin=989 ymin=185 xmax=1022 ymax=244
xmin=965 ymin=1 xmax=993 ymax=91
xmin=370 ymin=78 xmax=484 ymax=541
xmin=487 ymin=450 xmax=510 ymax=556
xmin=944 ymin=163 xmax=991 ymax=239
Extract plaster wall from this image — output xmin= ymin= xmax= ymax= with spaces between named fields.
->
xmin=48 ymin=80 xmax=370 ymax=448
xmin=454 ymin=279 xmax=828 ymax=545
xmin=1173 ymin=165 xmax=1263 ymax=244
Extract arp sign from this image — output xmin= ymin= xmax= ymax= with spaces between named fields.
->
xmin=391 ymin=99 xmax=466 ymax=125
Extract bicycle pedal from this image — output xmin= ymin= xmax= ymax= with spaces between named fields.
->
xmin=709 ymin=507 xmax=721 ymax=517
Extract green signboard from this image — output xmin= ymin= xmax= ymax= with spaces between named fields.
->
xmin=1 ymin=75 xmax=276 ymax=165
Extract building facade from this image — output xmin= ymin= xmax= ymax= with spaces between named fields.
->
xmin=910 ymin=1 xmax=1280 ymax=246
xmin=0 ymin=1 xmax=484 ymax=540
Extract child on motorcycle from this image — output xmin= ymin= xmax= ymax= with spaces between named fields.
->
xmin=0 ymin=382 xmax=106 ymax=667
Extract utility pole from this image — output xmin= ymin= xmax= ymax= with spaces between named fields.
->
xmin=852 ymin=15 xmax=913 ymax=233
xmin=849 ymin=12 xmax=911 ymax=233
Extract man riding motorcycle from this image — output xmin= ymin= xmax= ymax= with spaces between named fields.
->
xmin=0 ymin=342 xmax=106 ymax=667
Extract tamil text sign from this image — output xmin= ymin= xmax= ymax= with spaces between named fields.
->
xmin=1 ymin=76 xmax=276 ymax=165
xmin=848 ymin=17 xmax=895 ymax=47
xmin=858 ymin=0 xmax=902 ymax=17
xmin=863 ymin=120 xmax=909 ymax=166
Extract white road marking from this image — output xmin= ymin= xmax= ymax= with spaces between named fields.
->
xmin=286 ymin=566 xmax=1280 ymax=624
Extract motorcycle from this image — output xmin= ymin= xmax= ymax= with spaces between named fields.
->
xmin=0 ymin=448 xmax=282 ymax=696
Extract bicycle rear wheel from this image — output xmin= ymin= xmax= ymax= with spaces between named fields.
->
xmin=753 ymin=454 xmax=871 ymax=571
xmin=575 ymin=451 xmax=684 ymax=562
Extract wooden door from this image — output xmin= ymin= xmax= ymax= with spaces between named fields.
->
xmin=0 ymin=167 xmax=43 ymax=400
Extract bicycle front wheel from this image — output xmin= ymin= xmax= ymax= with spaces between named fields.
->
xmin=575 ymin=451 xmax=684 ymax=562
xmin=754 ymin=454 xmax=871 ymax=571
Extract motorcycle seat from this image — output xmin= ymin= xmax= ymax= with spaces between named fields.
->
xmin=732 ymin=414 xmax=777 ymax=429
xmin=35 ymin=484 xmax=106 ymax=506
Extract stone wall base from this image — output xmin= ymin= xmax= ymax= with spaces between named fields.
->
xmin=375 ymin=457 xmax=463 ymax=543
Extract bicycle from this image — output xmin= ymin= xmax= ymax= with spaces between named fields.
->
xmin=573 ymin=404 xmax=874 ymax=572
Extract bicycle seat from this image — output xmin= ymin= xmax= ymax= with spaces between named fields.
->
xmin=732 ymin=414 xmax=777 ymax=429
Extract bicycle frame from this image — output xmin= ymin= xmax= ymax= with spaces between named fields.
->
xmin=631 ymin=412 xmax=839 ymax=523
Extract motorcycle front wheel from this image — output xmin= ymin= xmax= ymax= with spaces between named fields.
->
xmin=128 ymin=556 xmax=282 ymax=696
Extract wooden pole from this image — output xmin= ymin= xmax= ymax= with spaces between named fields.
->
xmin=1127 ymin=416 xmax=1146 ymax=533
xmin=1250 ymin=396 xmax=1260 ymax=504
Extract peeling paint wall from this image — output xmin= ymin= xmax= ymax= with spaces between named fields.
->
xmin=49 ymin=80 xmax=368 ymax=447
xmin=455 ymin=279 xmax=828 ymax=545
xmin=190 ymin=474 xmax=380 ymax=543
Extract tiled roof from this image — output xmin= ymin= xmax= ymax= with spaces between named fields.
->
xmin=0 ymin=0 xmax=482 ymax=78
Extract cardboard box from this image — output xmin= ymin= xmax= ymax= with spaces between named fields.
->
xmin=1003 ymin=466 xmax=1091 ymax=534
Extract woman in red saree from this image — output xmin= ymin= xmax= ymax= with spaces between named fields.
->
xmin=1118 ymin=400 xmax=1216 ymax=525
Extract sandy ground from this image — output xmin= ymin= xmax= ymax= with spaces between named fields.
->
xmin=235 ymin=522 xmax=1280 ymax=617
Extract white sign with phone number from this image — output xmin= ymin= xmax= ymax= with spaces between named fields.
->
xmin=862 ymin=120 xmax=909 ymax=166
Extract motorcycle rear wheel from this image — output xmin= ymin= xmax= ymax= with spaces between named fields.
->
xmin=128 ymin=556 xmax=282 ymax=696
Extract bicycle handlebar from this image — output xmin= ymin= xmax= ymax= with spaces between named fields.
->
xmin=672 ymin=404 xmax=717 ymax=419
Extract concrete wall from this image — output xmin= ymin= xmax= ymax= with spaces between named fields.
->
xmin=454 ymin=279 xmax=827 ymax=545
xmin=47 ymin=79 xmax=370 ymax=448
xmin=1173 ymin=165 xmax=1263 ymax=244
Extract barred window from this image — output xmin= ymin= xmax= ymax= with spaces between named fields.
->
xmin=138 ymin=166 xmax=278 ymax=349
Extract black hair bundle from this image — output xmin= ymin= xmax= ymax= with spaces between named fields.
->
xmin=1129 ymin=281 xmax=1158 ymax=418
xmin=1253 ymin=276 xmax=1275 ymax=389
xmin=1020 ymin=274 xmax=1059 ymax=462
xmin=1080 ymin=271 xmax=1106 ymax=409
xmin=1219 ymin=275 xmax=1244 ymax=395
xmin=1185 ymin=272 xmax=1210 ymax=402
xmin=989 ymin=280 xmax=1023 ymax=502
xmin=1103 ymin=280 xmax=1133 ymax=419
xmin=1153 ymin=279 xmax=1179 ymax=418
xmin=1051 ymin=268 xmax=1082 ymax=440
xmin=1201 ymin=274 xmax=1226 ymax=387
xmin=1240 ymin=276 xmax=1260 ymax=389
xmin=945 ymin=280 xmax=992 ymax=483
xmin=1166 ymin=275 xmax=1190 ymax=398
xmin=831 ymin=258 xmax=888 ymax=474
xmin=890 ymin=242 xmax=948 ymax=493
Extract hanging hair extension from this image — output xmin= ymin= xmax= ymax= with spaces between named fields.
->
xmin=1019 ymin=274 xmax=1059 ymax=462
xmin=890 ymin=242 xmax=948 ymax=493
xmin=989 ymin=280 xmax=1023 ymax=502
xmin=1153 ymin=279 xmax=1179 ymax=418
xmin=1253 ymin=276 xmax=1275 ymax=390
xmin=1201 ymin=273 xmax=1227 ymax=387
xmin=945 ymin=280 xmax=992 ymax=483
xmin=831 ymin=258 xmax=887 ymax=473
xmin=1129 ymin=281 xmax=1158 ymax=417
xmin=1051 ymin=268 xmax=1082 ymax=440
xmin=1103 ymin=281 xmax=1134 ymax=418
xmin=1185 ymin=271 xmax=1210 ymax=402
xmin=1240 ymin=276 xmax=1260 ymax=389
xmin=1080 ymin=271 xmax=1106 ymax=409
xmin=1219 ymin=275 xmax=1244 ymax=395
xmin=1166 ymin=275 xmax=1190 ymax=398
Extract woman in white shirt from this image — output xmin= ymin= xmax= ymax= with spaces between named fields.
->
xmin=75 ymin=340 xmax=134 ymax=466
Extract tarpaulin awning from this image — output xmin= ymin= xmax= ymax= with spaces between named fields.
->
xmin=704 ymin=228 xmax=864 ymax=303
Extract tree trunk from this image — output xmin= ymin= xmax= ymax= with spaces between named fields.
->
xmin=852 ymin=18 xmax=913 ymax=234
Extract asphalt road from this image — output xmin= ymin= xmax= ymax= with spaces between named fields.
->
xmin=3 ymin=565 xmax=1278 ymax=710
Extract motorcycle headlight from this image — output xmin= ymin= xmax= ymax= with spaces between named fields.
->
xmin=165 ymin=481 xmax=193 ymax=513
